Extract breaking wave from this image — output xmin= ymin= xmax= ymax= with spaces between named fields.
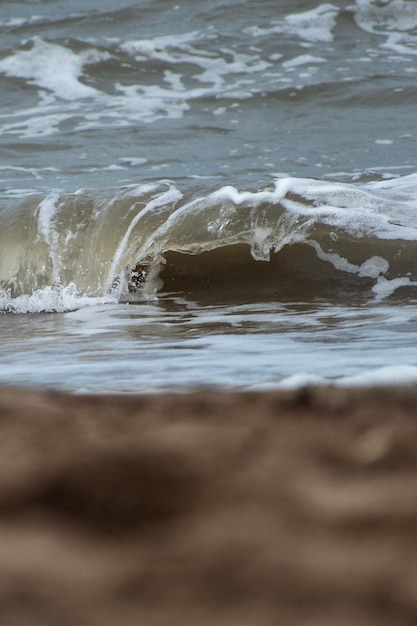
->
xmin=1 ymin=173 xmax=417 ymax=313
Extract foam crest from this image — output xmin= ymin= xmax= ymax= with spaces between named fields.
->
xmin=246 ymin=3 xmax=339 ymax=43
xmin=0 ymin=37 xmax=109 ymax=100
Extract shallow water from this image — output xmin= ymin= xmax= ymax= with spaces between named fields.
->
xmin=1 ymin=0 xmax=417 ymax=392
xmin=2 ymin=294 xmax=417 ymax=392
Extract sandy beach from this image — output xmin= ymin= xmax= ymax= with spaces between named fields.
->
xmin=0 ymin=384 xmax=416 ymax=625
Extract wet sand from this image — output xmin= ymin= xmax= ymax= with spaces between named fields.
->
xmin=0 ymin=384 xmax=416 ymax=625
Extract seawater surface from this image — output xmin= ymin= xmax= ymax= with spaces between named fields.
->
xmin=1 ymin=0 xmax=417 ymax=392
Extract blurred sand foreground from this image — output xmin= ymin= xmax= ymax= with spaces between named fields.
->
xmin=0 ymin=385 xmax=416 ymax=625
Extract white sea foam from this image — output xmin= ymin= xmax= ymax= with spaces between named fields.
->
xmin=278 ymin=366 xmax=417 ymax=389
xmin=353 ymin=0 xmax=417 ymax=33
xmin=0 ymin=84 xmax=190 ymax=139
xmin=0 ymin=110 xmax=74 ymax=138
xmin=339 ymin=365 xmax=417 ymax=387
xmin=284 ymin=4 xmax=339 ymax=43
xmin=275 ymin=175 xmax=417 ymax=241
xmin=0 ymin=284 xmax=117 ymax=314
xmin=0 ymin=37 xmax=109 ymax=101
xmin=282 ymin=55 xmax=327 ymax=69
xmin=358 ymin=256 xmax=390 ymax=279
xmin=372 ymin=276 xmax=417 ymax=299
xmin=0 ymin=165 xmax=60 ymax=180
xmin=353 ymin=0 xmax=417 ymax=55
xmin=36 ymin=193 xmax=59 ymax=246
xmin=0 ymin=16 xmax=44 ymax=28
xmin=120 ymin=32 xmax=271 ymax=96
xmin=112 ymin=83 xmax=191 ymax=122
xmin=246 ymin=4 xmax=339 ymax=43
xmin=276 ymin=373 xmax=328 ymax=389
xmin=120 ymin=32 xmax=200 ymax=61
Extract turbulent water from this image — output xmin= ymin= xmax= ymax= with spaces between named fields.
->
xmin=1 ymin=0 xmax=417 ymax=392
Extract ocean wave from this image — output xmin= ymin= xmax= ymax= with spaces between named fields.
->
xmin=1 ymin=0 xmax=415 ymax=143
xmin=1 ymin=174 xmax=417 ymax=312
xmin=0 ymin=37 xmax=110 ymax=101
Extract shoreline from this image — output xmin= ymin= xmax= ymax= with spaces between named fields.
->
xmin=0 ymin=384 xmax=416 ymax=625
